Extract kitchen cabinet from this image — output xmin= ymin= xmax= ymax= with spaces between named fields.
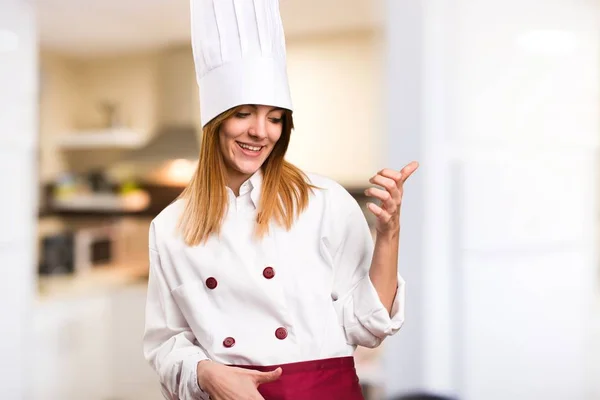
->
xmin=32 ymin=294 xmax=113 ymax=400
xmin=32 ymin=279 xmax=162 ymax=400
xmin=108 ymin=282 xmax=163 ymax=400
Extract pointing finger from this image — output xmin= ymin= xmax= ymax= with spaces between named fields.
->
xmin=400 ymin=161 xmax=419 ymax=184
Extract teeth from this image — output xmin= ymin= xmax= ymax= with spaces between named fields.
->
xmin=238 ymin=142 xmax=261 ymax=151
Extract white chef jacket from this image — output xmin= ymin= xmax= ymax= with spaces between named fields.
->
xmin=143 ymin=170 xmax=406 ymax=400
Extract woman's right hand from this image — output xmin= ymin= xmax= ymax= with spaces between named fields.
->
xmin=197 ymin=360 xmax=282 ymax=400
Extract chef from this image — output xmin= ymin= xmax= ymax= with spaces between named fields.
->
xmin=143 ymin=0 xmax=419 ymax=399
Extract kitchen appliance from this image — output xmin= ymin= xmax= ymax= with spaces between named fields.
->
xmin=38 ymin=233 xmax=75 ymax=276
xmin=73 ymin=224 xmax=119 ymax=273
xmin=39 ymin=222 xmax=125 ymax=276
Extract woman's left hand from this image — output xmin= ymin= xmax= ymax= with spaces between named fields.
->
xmin=365 ymin=161 xmax=419 ymax=235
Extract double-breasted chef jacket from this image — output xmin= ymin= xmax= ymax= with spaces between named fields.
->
xmin=143 ymin=170 xmax=406 ymax=400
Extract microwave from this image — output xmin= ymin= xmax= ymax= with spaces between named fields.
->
xmin=73 ymin=224 xmax=119 ymax=273
xmin=39 ymin=219 xmax=148 ymax=276
xmin=39 ymin=226 xmax=115 ymax=276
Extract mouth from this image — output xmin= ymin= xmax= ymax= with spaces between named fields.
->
xmin=236 ymin=141 xmax=264 ymax=156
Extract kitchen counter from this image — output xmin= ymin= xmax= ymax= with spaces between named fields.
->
xmin=37 ymin=262 xmax=149 ymax=302
xmin=32 ymin=263 xmax=162 ymax=400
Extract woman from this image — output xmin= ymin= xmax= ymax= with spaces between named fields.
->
xmin=143 ymin=1 xmax=418 ymax=399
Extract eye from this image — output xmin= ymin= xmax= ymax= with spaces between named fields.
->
xmin=235 ymin=112 xmax=251 ymax=118
xmin=269 ymin=116 xmax=284 ymax=124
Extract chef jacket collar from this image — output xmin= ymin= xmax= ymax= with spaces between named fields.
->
xmin=238 ymin=168 xmax=263 ymax=209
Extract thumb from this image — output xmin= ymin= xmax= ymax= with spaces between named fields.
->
xmin=254 ymin=367 xmax=282 ymax=385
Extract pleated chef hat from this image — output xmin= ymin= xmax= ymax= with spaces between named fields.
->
xmin=190 ymin=0 xmax=293 ymax=128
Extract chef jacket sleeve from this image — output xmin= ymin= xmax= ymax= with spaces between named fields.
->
xmin=143 ymin=247 xmax=211 ymax=400
xmin=330 ymin=199 xmax=406 ymax=349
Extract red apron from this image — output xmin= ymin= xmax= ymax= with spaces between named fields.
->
xmin=235 ymin=356 xmax=365 ymax=400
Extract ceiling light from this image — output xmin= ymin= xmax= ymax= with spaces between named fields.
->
xmin=164 ymin=159 xmax=197 ymax=185
xmin=0 ymin=30 xmax=19 ymax=52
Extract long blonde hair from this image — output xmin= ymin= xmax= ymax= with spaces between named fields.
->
xmin=177 ymin=106 xmax=317 ymax=246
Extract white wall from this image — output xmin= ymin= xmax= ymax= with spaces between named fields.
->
xmin=383 ymin=0 xmax=599 ymax=399
xmin=39 ymin=52 xmax=79 ymax=183
xmin=380 ymin=0 xmax=427 ymax=395
xmin=286 ymin=31 xmax=385 ymax=188
xmin=0 ymin=0 xmax=38 ymax=397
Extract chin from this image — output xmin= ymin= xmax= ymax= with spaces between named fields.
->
xmin=235 ymin=162 xmax=262 ymax=176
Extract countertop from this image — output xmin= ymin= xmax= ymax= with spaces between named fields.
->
xmin=37 ymin=262 xmax=149 ymax=302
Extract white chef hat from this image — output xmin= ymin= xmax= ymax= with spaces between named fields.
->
xmin=191 ymin=0 xmax=293 ymax=128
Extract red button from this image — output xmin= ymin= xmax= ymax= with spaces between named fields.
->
xmin=223 ymin=337 xmax=235 ymax=348
xmin=275 ymin=327 xmax=288 ymax=340
xmin=263 ymin=267 xmax=275 ymax=279
xmin=206 ymin=277 xmax=218 ymax=290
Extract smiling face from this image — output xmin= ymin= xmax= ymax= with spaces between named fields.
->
xmin=219 ymin=104 xmax=285 ymax=193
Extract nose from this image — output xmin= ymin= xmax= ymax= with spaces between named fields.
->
xmin=248 ymin=117 xmax=268 ymax=140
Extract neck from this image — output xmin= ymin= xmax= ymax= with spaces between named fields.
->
xmin=226 ymin=170 xmax=252 ymax=197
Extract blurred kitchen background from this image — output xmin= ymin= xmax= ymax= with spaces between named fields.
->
xmin=1 ymin=0 xmax=600 ymax=399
